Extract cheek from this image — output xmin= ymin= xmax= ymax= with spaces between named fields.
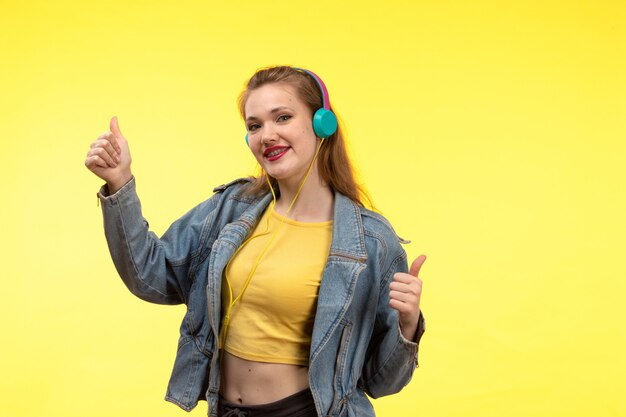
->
xmin=251 ymin=147 xmax=264 ymax=162
xmin=303 ymin=121 xmax=318 ymax=139
xmin=247 ymin=140 xmax=262 ymax=159
xmin=247 ymin=134 xmax=261 ymax=150
xmin=299 ymin=124 xmax=314 ymax=139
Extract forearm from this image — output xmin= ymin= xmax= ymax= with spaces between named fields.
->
xmin=361 ymin=251 xmax=427 ymax=398
xmin=98 ymin=177 xmax=186 ymax=304
xmin=361 ymin=311 xmax=425 ymax=398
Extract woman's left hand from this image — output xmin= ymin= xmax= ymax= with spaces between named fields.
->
xmin=389 ymin=255 xmax=426 ymax=342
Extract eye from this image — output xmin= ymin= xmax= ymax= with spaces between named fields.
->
xmin=247 ymin=123 xmax=260 ymax=132
xmin=277 ymin=114 xmax=291 ymax=122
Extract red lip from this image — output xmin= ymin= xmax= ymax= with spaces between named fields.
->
xmin=263 ymin=146 xmax=289 ymax=156
xmin=263 ymin=146 xmax=290 ymax=161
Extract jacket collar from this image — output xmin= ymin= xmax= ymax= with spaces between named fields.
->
xmin=328 ymin=192 xmax=368 ymax=262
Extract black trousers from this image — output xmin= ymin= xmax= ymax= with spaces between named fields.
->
xmin=218 ymin=388 xmax=318 ymax=417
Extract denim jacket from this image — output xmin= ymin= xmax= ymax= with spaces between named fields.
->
xmin=98 ymin=176 xmax=425 ymax=417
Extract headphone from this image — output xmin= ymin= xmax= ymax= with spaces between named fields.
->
xmin=244 ymin=68 xmax=338 ymax=145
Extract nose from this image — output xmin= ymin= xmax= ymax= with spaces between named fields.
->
xmin=261 ymin=125 xmax=279 ymax=146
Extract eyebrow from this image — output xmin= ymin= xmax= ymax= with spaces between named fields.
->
xmin=246 ymin=106 xmax=295 ymax=122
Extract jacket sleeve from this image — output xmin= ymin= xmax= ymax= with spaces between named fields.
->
xmin=98 ymin=177 xmax=220 ymax=305
xmin=359 ymin=251 xmax=426 ymax=398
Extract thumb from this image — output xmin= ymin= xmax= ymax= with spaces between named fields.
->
xmin=409 ymin=255 xmax=427 ymax=277
xmin=110 ymin=116 xmax=124 ymax=139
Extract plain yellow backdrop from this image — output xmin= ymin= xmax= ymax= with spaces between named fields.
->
xmin=1 ymin=1 xmax=624 ymax=416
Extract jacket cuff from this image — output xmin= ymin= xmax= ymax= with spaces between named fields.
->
xmin=97 ymin=176 xmax=136 ymax=204
xmin=398 ymin=310 xmax=426 ymax=363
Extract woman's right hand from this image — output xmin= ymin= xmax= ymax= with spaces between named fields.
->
xmin=85 ymin=116 xmax=133 ymax=194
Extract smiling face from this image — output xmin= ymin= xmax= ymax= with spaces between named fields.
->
xmin=244 ymin=82 xmax=321 ymax=189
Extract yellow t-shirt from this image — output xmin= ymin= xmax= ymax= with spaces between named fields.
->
xmin=221 ymin=207 xmax=333 ymax=365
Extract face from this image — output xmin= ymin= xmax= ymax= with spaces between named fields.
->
xmin=244 ymin=82 xmax=320 ymax=187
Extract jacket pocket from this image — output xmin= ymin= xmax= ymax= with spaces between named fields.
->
xmin=329 ymin=320 xmax=353 ymax=416
xmin=178 ymin=335 xmax=192 ymax=351
xmin=335 ymin=397 xmax=348 ymax=417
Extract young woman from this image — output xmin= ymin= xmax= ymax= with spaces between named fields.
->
xmin=85 ymin=66 xmax=426 ymax=417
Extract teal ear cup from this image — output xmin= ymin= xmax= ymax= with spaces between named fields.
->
xmin=312 ymin=108 xmax=338 ymax=139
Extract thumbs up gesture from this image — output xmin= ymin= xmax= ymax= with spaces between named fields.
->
xmin=85 ymin=116 xmax=133 ymax=194
xmin=389 ymin=255 xmax=426 ymax=342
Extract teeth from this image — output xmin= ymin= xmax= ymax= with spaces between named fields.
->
xmin=267 ymin=148 xmax=286 ymax=157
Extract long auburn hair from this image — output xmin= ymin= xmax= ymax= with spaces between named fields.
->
xmin=238 ymin=65 xmax=372 ymax=208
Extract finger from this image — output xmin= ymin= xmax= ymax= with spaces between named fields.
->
xmin=85 ymin=155 xmax=109 ymax=169
xmin=110 ymin=116 xmax=124 ymax=142
xmin=92 ymin=133 xmax=120 ymax=160
xmin=389 ymin=290 xmax=417 ymax=304
xmin=92 ymin=132 xmax=120 ymax=159
xmin=91 ymin=138 xmax=119 ymax=160
xmin=96 ymin=146 xmax=118 ymax=167
xmin=390 ymin=280 xmax=421 ymax=298
xmin=392 ymin=272 xmax=419 ymax=285
xmin=87 ymin=147 xmax=117 ymax=167
xmin=390 ymin=279 xmax=421 ymax=293
xmin=91 ymin=132 xmax=111 ymax=148
xmin=409 ymin=255 xmax=427 ymax=277
xmin=389 ymin=299 xmax=413 ymax=315
xmin=86 ymin=148 xmax=112 ymax=168
xmin=99 ymin=137 xmax=121 ymax=162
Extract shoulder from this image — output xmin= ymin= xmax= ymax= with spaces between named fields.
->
xmin=212 ymin=176 xmax=255 ymax=197
xmin=175 ymin=177 xmax=262 ymax=224
xmin=333 ymin=192 xmax=408 ymax=250
xmin=212 ymin=177 xmax=254 ymax=194
xmin=358 ymin=205 xmax=410 ymax=245
xmin=209 ymin=176 xmax=266 ymax=204
xmin=335 ymin=192 xmax=408 ymax=267
xmin=357 ymin=205 xmax=409 ymax=279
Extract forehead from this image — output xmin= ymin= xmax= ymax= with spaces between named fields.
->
xmin=244 ymin=83 xmax=306 ymax=117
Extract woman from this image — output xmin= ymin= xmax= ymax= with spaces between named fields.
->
xmin=85 ymin=66 xmax=426 ymax=417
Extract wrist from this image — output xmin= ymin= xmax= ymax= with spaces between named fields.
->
xmin=399 ymin=318 xmax=418 ymax=342
xmin=107 ymin=173 xmax=133 ymax=195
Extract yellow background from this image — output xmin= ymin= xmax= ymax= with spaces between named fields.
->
xmin=1 ymin=1 xmax=624 ymax=416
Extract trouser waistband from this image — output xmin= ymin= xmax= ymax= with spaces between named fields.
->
xmin=218 ymin=388 xmax=317 ymax=417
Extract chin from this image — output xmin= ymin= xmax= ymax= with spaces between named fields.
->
xmin=266 ymin=171 xmax=289 ymax=181
xmin=263 ymin=164 xmax=293 ymax=179
xmin=263 ymin=162 xmax=309 ymax=184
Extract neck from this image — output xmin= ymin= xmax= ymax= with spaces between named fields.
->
xmin=274 ymin=173 xmax=334 ymax=222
